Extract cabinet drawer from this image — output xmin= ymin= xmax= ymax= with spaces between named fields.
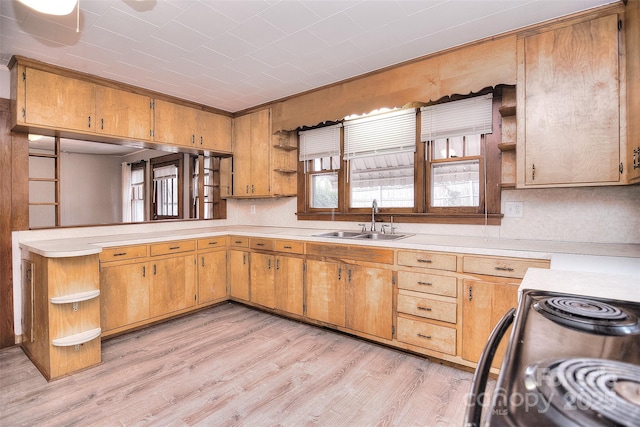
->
xmin=275 ymin=240 xmax=304 ymax=254
xmin=197 ymin=236 xmax=227 ymax=250
xmin=463 ymin=255 xmax=549 ymax=279
xmin=397 ymin=292 xmax=457 ymax=324
xmin=100 ymin=245 xmax=147 ymax=262
xmin=229 ymin=236 xmax=249 ymax=248
xmin=397 ymin=271 xmax=457 ymax=297
xmin=250 ymin=238 xmax=274 ymax=251
xmin=396 ymin=316 xmax=456 ymax=355
xmin=150 ymin=240 xmax=196 ymax=256
xmin=397 ymin=250 xmax=457 ymax=271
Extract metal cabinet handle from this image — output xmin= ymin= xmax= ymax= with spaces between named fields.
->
xmin=202 ymin=257 xmax=205 ymax=267
xmin=417 ymin=259 xmax=432 ymax=263
xmin=417 ymin=333 xmax=431 ymax=339
xmin=169 ymin=246 xmax=180 ymax=250
xmin=142 ymin=266 xmax=146 ymax=277
xmin=532 ymin=163 xmax=535 ymax=181
xmin=267 ymin=259 xmax=271 ymax=270
xmin=275 ymin=259 xmax=279 ymax=270
xmin=101 ymin=118 xmax=104 ymax=130
xmin=468 ymin=285 xmax=473 ymax=301
xmin=417 ymin=306 xmax=432 ymax=311
xmin=256 ymin=243 xmax=265 ymax=247
xmin=417 ymin=281 xmax=432 ymax=286
xmin=495 ymin=266 xmax=514 ymax=272
xmin=113 ymin=252 xmax=127 ymax=257
xmin=338 ymin=267 xmax=341 ymax=280
xmin=283 ymin=246 xmax=292 ymax=249
xmin=208 ymin=241 xmax=218 ymax=245
xmin=153 ymin=264 xmax=157 ymax=275
xmin=88 ymin=116 xmax=91 ymax=128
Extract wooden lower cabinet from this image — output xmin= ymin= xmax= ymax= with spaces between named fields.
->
xmin=250 ymin=252 xmax=276 ymax=308
xmin=198 ymin=249 xmax=227 ymax=304
xmin=274 ymin=255 xmax=304 ymax=316
xmin=150 ymin=255 xmax=197 ymax=317
xmin=396 ymin=316 xmax=457 ymax=355
xmin=461 ymin=279 xmax=519 ymax=369
xmin=305 ymin=259 xmax=345 ymax=327
xmin=228 ymin=250 xmax=250 ymax=301
xmin=100 ymin=261 xmax=149 ymax=332
xmin=345 ymin=265 xmax=393 ymax=340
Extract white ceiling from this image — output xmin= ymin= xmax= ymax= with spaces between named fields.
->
xmin=1 ymin=0 xmax=616 ymax=114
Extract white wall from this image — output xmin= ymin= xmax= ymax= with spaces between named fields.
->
xmin=234 ymin=185 xmax=640 ymax=244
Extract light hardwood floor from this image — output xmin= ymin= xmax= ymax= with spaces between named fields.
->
xmin=1 ymin=303 xmax=480 ymax=426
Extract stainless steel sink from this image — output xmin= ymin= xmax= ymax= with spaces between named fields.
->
xmin=313 ymin=231 xmax=410 ymax=240
xmin=313 ymin=231 xmax=364 ymax=238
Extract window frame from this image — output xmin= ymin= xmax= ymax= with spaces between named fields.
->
xmin=150 ymin=153 xmax=183 ymax=221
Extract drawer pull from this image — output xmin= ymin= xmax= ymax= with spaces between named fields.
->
xmin=417 ymin=333 xmax=432 ymax=339
xmin=235 ymin=240 xmax=243 ymax=244
xmin=283 ymin=245 xmax=292 ymax=249
xmin=113 ymin=252 xmax=127 ymax=257
xmin=169 ymin=246 xmax=180 ymax=250
xmin=256 ymin=243 xmax=265 ymax=247
xmin=495 ymin=266 xmax=515 ymax=272
xmin=208 ymin=241 xmax=218 ymax=245
xmin=417 ymin=306 xmax=432 ymax=311
xmin=417 ymin=259 xmax=432 ymax=263
xmin=417 ymin=281 xmax=432 ymax=286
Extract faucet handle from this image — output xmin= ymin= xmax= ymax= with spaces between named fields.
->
xmin=380 ymin=224 xmax=388 ymax=234
xmin=358 ymin=223 xmax=367 ymax=233
xmin=390 ymin=226 xmax=398 ymax=235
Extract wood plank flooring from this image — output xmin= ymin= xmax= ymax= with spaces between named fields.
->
xmin=0 ymin=303 xmax=482 ymax=426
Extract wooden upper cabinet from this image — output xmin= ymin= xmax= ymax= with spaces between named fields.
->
xmin=15 ymin=64 xmax=152 ymax=141
xmin=22 ymin=67 xmax=95 ymax=132
xmin=154 ymin=99 xmax=232 ymax=153
xmin=232 ymin=108 xmax=272 ymax=197
xmin=517 ymin=13 xmax=623 ymax=187
xmin=94 ymin=86 xmax=152 ymax=140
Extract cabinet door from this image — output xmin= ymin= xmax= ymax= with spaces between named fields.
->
xmin=305 ymin=259 xmax=344 ymax=327
xmin=250 ymin=252 xmax=275 ymax=308
xmin=232 ymin=113 xmax=252 ymax=195
xmin=153 ymin=99 xmax=197 ymax=147
xmin=24 ymin=67 xmax=95 ymax=132
xmin=228 ymin=250 xmax=250 ymax=301
xmin=345 ymin=265 xmax=393 ymax=340
xmin=198 ymin=250 xmax=227 ymax=304
xmin=521 ymin=14 xmax=620 ymax=186
xmin=100 ymin=261 xmax=150 ymax=331
xmin=199 ymin=111 xmax=232 ymax=153
xmin=150 ymin=255 xmax=197 ymax=317
xmin=274 ymin=255 xmax=304 ymax=316
xmin=95 ymin=86 xmax=152 ymax=140
xmin=249 ymin=108 xmax=271 ymax=196
xmin=462 ymin=279 xmax=518 ymax=369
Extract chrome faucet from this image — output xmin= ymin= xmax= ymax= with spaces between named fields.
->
xmin=371 ymin=199 xmax=379 ymax=232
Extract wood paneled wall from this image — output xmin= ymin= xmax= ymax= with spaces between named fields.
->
xmin=270 ymin=36 xmax=517 ymax=132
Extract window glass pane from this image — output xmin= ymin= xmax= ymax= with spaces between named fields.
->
xmin=431 ymin=160 xmax=480 ymax=207
xmin=449 ymin=136 xmax=463 ymax=158
xmin=350 ymin=153 xmax=414 ymax=208
xmin=465 ymin=134 xmax=482 ymax=156
xmin=433 ymin=139 xmax=447 ymax=160
xmin=311 ymin=173 xmax=338 ymax=208
xmin=153 ymin=164 xmax=178 ymax=217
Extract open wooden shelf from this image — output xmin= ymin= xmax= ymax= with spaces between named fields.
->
xmin=499 ymin=105 xmax=516 ymax=117
xmin=498 ymin=142 xmax=516 ymax=152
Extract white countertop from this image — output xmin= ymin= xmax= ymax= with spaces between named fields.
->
xmin=520 ymin=268 xmax=640 ymax=303
xmin=18 ymin=225 xmax=640 ymax=264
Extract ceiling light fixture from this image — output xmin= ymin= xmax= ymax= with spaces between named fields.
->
xmin=18 ymin=0 xmax=78 ymax=15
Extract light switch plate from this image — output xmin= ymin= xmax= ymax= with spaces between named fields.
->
xmin=505 ymin=201 xmax=523 ymax=218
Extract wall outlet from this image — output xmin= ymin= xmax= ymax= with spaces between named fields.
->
xmin=505 ymin=201 xmax=524 ymax=218
xmin=250 ymin=204 xmax=256 ymax=215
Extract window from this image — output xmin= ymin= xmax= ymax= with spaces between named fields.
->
xmin=150 ymin=154 xmax=182 ymax=220
xmin=297 ymin=89 xmax=503 ymax=225
xmin=130 ymin=161 xmax=145 ymax=222
xmin=191 ymin=155 xmax=226 ymax=219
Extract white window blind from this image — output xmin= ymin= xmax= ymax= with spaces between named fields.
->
xmin=420 ymin=94 xmax=493 ymax=141
xmin=344 ymin=108 xmax=416 ymax=160
xmin=299 ymin=124 xmax=341 ymax=161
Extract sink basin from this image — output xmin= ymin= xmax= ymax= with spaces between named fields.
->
xmin=353 ymin=232 xmax=409 ymax=240
xmin=313 ymin=231 xmax=363 ymax=238
xmin=313 ymin=231 xmax=410 ymax=240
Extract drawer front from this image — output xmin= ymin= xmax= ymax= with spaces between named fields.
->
xmin=197 ymin=236 xmax=227 ymax=250
xmin=274 ymin=240 xmax=304 ymax=254
xmin=99 ymin=245 xmax=147 ymax=262
xmin=150 ymin=240 xmax=196 ymax=257
xmin=463 ymin=255 xmax=549 ymax=279
xmin=397 ymin=293 xmax=457 ymax=324
xmin=397 ymin=250 xmax=457 ymax=271
xmin=397 ymin=271 xmax=457 ymax=297
xmin=396 ymin=316 xmax=456 ymax=355
xmin=250 ymin=238 xmax=274 ymax=251
xmin=229 ymin=236 xmax=249 ymax=248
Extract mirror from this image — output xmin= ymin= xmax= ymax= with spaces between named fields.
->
xmin=28 ymin=134 xmax=227 ymax=228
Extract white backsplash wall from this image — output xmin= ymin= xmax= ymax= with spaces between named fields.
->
xmin=232 ymin=184 xmax=640 ymax=244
